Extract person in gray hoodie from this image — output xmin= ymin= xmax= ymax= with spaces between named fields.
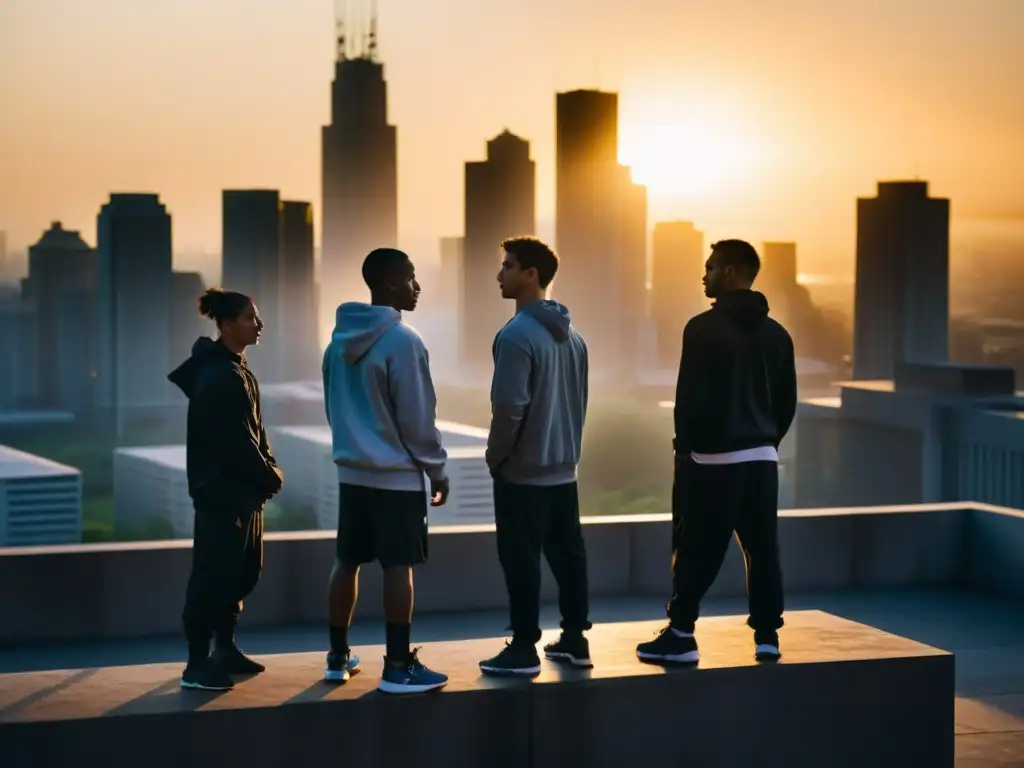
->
xmin=478 ymin=236 xmax=592 ymax=677
xmin=321 ymin=247 xmax=450 ymax=695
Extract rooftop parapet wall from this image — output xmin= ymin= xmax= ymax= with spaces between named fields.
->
xmin=0 ymin=503 xmax=1021 ymax=646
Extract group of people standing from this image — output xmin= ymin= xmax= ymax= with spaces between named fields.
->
xmin=168 ymin=235 xmax=797 ymax=694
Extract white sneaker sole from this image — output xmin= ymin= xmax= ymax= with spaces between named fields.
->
xmin=636 ymin=650 xmax=700 ymax=664
xmin=754 ymin=644 xmax=781 ymax=662
xmin=323 ymin=668 xmax=351 ymax=682
xmin=479 ymin=663 xmax=542 ymax=676
xmin=180 ymin=678 xmax=232 ymax=691
xmin=545 ymin=651 xmax=594 ymax=668
xmin=377 ymin=679 xmax=448 ymax=694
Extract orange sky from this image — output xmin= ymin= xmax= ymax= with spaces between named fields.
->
xmin=1 ymin=0 xmax=1021 ymax=276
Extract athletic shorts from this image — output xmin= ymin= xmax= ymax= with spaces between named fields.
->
xmin=335 ymin=482 xmax=428 ymax=568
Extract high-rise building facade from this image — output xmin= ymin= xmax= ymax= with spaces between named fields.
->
xmin=853 ymin=181 xmax=950 ymax=380
xmin=320 ymin=9 xmax=397 ymax=340
xmin=759 ymin=241 xmax=799 ymax=324
xmin=463 ymin=130 xmax=536 ymax=367
xmin=222 ymin=189 xmax=283 ymax=380
xmin=23 ymin=222 xmax=96 ymax=408
xmin=96 ymin=193 xmax=174 ymax=430
xmin=439 ymin=235 xmax=464 ymax=327
xmin=555 ymin=89 xmax=647 ymax=377
xmin=169 ymin=270 xmax=206 ymax=370
xmin=651 ymin=221 xmax=704 ymax=367
xmin=280 ymin=201 xmax=319 ymax=379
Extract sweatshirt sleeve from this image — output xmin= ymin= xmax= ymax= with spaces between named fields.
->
xmin=487 ymin=330 xmax=532 ymax=470
xmin=387 ymin=335 xmax=448 ymax=482
xmin=321 ymin=344 xmax=333 ymax=428
xmin=773 ymin=330 xmax=798 ymax=445
xmin=195 ymin=369 xmax=281 ymax=493
xmin=673 ymin=319 xmax=708 ymax=455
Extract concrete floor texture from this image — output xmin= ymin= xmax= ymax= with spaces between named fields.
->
xmin=1 ymin=588 xmax=1021 ymax=766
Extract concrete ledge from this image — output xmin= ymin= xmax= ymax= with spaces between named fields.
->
xmin=0 ymin=502 xmax=1020 ymax=645
xmin=0 ymin=612 xmax=955 ymax=768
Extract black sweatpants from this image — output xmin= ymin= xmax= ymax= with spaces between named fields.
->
xmin=493 ymin=477 xmax=592 ymax=645
xmin=182 ymin=503 xmax=264 ymax=649
xmin=667 ymin=459 xmax=784 ymax=634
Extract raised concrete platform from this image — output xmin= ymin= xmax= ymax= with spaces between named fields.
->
xmin=0 ymin=611 xmax=954 ymax=767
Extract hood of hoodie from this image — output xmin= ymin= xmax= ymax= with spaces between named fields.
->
xmin=167 ymin=336 xmax=241 ymax=399
xmin=713 ymin=289 xmax=771 ymax=333
xmin=332 ymin=302 xmax=403 ymax=364
xmin=521 ymin=299 xmax=572 ymax=343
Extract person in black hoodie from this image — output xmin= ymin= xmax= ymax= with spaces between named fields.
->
xmin=168 ymin=288 xmax=284 ymax=691
xmin=636 ymin=239 xmax=797 ymax=666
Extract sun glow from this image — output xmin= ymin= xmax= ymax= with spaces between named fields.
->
xmin=619 ymin=111 xmax=765 ymax=198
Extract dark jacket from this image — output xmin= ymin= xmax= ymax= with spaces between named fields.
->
xmin=673 ymin=290 xmax=797 ymax=455
xmin=168 ymin=337 xmax=282 ymax=509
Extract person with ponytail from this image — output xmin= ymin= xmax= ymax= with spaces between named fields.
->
xmin=168 ymin=287 xmax=284 ymax=691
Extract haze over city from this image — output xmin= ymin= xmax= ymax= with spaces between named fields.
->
xmin=2 ymin=0 xmax=1022 ymax=284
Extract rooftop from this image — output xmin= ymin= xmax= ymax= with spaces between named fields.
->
xmin=2 ymin=502 xmax=1022 ymax=764
xmin=0 ymin=445 xmax=80 ymax=480
xmin=114 ymin=444 xmax=187 ymax=470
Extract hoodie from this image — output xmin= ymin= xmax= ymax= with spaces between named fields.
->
xmin=673 ymin=289 xmax=797 ymax=456
xmin=322 ymin=303 xmax=447 ymax=492
xmin=487 ymin=299 xmax=588 ymax=486
xmin=168 ymin=337 xmax=282 ymax=509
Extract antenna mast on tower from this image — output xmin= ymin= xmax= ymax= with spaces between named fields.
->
xmin=335 ymin=0 xmax=347 ymax=60
xmin=334 ymin=0 xmax=379 ymax=61
xmin=367 ymin=0 xmax=379 ymax=61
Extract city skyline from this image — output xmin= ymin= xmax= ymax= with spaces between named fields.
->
xmin=1 ymin=0 xmax=1022 ymax=277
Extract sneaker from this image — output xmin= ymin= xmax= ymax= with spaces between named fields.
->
xmin=543 ymin=633 xmax=593 ymax=668
xmin=211 ymin=644 xmax=266 ymax=675
xmin=636 ymin=626 xmax=700 ymax=664
xmin=378 ymin=648 xmax=448 ymax=694
xmin=754 ymin=631 xmax=781 ymax=662
xmin=324 ymin=649 xmax=361 ymax=682
xmin=181 ymin=658 xmax=235 ymax=691
xmin=479 ymin=641 xmax=542 ymax=676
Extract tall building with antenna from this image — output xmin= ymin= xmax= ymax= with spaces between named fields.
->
xmin=320 ymin=0 xmax=397 ymax=340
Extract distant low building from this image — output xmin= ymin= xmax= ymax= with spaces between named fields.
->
xmin=796 ymin=362 xmax=1024 ymax=509
xmin=270 ymin=421 xmax=494 ymax=529
xmin=0 ymin=445 xmax=82 ymax=546
xmin=113 ymin=445 xmax=190 ymax=539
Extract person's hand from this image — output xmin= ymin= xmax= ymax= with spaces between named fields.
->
xmin=266 ymin=465 xmax=284 ymax=496
xmin=430 ymin=476 xmax=450 ymax=507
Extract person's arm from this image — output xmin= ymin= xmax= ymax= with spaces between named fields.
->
xmin=322 ymin=344 xmax=333 ymax=428
xmin=773 ymin=331 xmax=798 ymax=446
xmin=195 ymin=369 xmax=281 ymax=493
xmin=487 ymin=331 xmax=532 ymax=472
xmin=387 ymin=336 xmax=447 ymax=482
xmin=673 ymin=319 xmax=707 ymax=457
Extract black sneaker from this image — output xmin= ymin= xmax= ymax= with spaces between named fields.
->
xmin=636 ymin=626 xmax=699 ymax=664
xmin=479 ymin=641 xmax=542 ymax=676
xmin=754 ymin=631 xmax=781 ymax=662
xmin=324 ymin=649 xmax=361 ymax=683
xmin=212 ymin=644 xmax=266 ymax=675
xmin=543 ymin=633 xmax=593 ymax=668
xmin=181 ymin=658 xmax=234 ymax=691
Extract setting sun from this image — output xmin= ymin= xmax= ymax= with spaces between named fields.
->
xmin=618 ymin=110 xmax=766 ymax=198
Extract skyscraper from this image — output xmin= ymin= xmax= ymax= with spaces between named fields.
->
xmin=96 ymin=193 xmax=174 ymax=431
xmin=320 ymin=1 xmax=397 ymax=339
xmin=280 ymin=201 xmax=319 ymax=378
xmin=439 ymin=235 xmax=464 ymax=325
xmin=759 ymin=242 xmax=799 ymax=324
xmin=555 ymin=89 xmax=647 ymax=377
xmin=0 ymin=231 xmax=7 ymax=281
xmin=853 ymin=181 xmax=950 ymax=380
xmin=222 ymin=189 xmax=283 ymax=380
xmin=169 ymin=270 xmax=206 ymax=370
xmin=651 ymin=221 xmax=704 ymax=368
xmin=23 ymin=222 xmax=96 ymax=407
xmin=463 ymin=130 xmax=536 ymax=367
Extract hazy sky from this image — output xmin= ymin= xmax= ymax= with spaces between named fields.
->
xmin=1 ymin=0 xmax=1022 ymax=275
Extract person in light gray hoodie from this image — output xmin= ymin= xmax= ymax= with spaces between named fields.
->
xmin=321 ymin=247 xmax=450 ymax=695
xmin=478 ymin=236 xmax=593 ymax=677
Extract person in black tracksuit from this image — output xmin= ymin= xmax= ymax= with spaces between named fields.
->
xmin=168 ymin=288 xmax=284 ymax=691
xmin=636 ymin=239 xmax=797 ymax=666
